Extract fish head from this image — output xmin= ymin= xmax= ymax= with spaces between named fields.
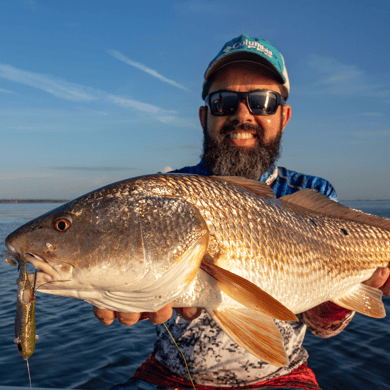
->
xmin=4 ymin=179 xmax=209 ymax=300
xmin=4 ymin=191 xmax=155 ymax=293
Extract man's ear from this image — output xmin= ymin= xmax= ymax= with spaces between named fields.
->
xmin=199 ymin=106 xmax=207 ymax=129
xmin=281 ymin=104 xmax=291 ymax=131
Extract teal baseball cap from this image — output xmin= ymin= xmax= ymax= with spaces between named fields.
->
xmin=202 ymin=34 xmax=290 ymax=99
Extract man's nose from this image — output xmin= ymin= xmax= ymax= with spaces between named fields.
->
xmin=230 ymin=99 xmax=254 ymax=122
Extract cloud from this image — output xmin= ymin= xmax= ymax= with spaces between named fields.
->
xmin=49 ymin=166 xmax=137 ymax=171
xmin=0 ymin=63 xmax=97 ymax=101
xmin=307 ymin=55 xmax=382 ymax=96
xmin=0 ymin=172 xmax=53 ymax=180
xmin=0 ymin=88 xmax=15 ymax=94
xmin=0 ymin=62 xmax=194 ymax=127
xmin=108 ymin=50 xmax=190 ymax=91
xmin=106 ymin=94 xmax=160 ymax=113
xmin=155 ymin=115 xmax=199 ymax=128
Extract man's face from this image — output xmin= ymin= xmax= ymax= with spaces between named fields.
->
xmin=199 ymin=62 xmax=291 ymax=179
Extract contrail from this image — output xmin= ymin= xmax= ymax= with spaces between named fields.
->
xmin=108 ymin=49 xmax=190 ymax=92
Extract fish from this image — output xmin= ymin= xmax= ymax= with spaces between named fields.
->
xmin=4 ymin=252 xmax=39 ymax=360
xmin=3 ymin=174 xmax=390 ymax=366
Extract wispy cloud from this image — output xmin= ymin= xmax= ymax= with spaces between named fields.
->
xmin=106 ymin=94 xmax=160 ymax=113
xmin=0 ymin=64 xmax=97 ymax=101
xmin=0 ymin=172 xmax=53 ymax=180
xmin=307 ymin=55 xmax=383 ymax=96
xmin=108 ymin=49 xmax=190 ymax=91
xmin=0 ymin=62 xmax=193 ymax=127
xmin=0 ymin=87 xmax=15 ymax=94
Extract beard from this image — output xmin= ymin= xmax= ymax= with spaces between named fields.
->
xmin=201 ymin=120 xmax=283 ymax=180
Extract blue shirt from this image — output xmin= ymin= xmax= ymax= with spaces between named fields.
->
xmin=170 ymin=160 xmax=338 ymax=201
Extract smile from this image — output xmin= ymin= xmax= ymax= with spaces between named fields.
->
xmin=229 ymin=132 xmax=256 ymax=140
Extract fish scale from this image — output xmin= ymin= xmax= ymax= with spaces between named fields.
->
xmin=4 ymin=173 xmax=390 ymax=366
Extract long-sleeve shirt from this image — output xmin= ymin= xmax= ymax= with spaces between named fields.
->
xmin=148 ymin=162 xmax=354 ymax=386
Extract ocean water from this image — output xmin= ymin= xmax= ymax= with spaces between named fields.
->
xmin=1 ymin=200 xmax=390 ymax=390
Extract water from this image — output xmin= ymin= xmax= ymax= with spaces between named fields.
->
xmin=1 ymin=201 xmax=390 ymax=390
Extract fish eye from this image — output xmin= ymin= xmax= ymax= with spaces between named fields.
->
xmin=53 ymin=217 xmax=72 ymax=232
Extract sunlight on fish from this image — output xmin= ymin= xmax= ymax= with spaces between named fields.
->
xmin=3 ymin=174 xmax=390 ymax=367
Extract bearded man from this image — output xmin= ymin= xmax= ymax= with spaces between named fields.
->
xmin=95 ymin=35 xmax=390 ymax=390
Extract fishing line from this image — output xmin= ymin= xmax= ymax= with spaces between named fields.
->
xmin=157 ymin=312 xmax=196 ymax=390
xmin=26 ymin=269 xmax=36 ymax=390
xmin=33 ymin=269 xmax=37 ymax=293
xmin=26 ymin=358 xmax=32 ymax=390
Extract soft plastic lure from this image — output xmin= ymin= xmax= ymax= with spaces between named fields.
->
xmin=4 ymin=252 xmax=39 ymax=359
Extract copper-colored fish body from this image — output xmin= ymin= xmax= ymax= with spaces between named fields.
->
xmin=4 ymin=174 xmax=390 ymax=366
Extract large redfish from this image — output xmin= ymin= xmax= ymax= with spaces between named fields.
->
xmin=4 ymin=174 xmax=390 ymax=367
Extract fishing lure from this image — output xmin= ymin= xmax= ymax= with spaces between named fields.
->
xmin=4 ymin=252 xmax=39 ymax=359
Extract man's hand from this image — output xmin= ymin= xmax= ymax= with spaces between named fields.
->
xmin=363 ymin=263 xmax=390 ymax=296
xmin=93 ymin=304 xmax=202 ymax=326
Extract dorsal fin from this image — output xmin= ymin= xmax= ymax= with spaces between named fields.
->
xmin=209 ymin=176 xmax=276 ymax=199
xmin=280 ymin=189 xmax=390 ymax=232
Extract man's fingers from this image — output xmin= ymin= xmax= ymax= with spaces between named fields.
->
xmin=93 ymin=306 xmax=141 ymax=326
xmin=93 ymin=306 xmax=116 ymax=325
xmin=363 ymin=265 xmax=390 ymax=293
xmin=116 ymin=312 xmax=141 ymax=326
xmin=147 ymin=303 xmax=174 ymax=325
xmin=175 ymin=307 xmax=202 ymax=321
xmin=381 ymin=276 xmax=390 ymax=297
xmin=93 ymin=303 xmax=177 ymax=326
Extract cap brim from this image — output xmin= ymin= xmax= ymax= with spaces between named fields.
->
xmin=205 ymin=51 xmax=285 ymax=84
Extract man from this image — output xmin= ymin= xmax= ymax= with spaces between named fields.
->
xmin=95 ymin=35 xmax=390 ymax=390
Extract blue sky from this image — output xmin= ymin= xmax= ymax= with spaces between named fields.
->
xmin=1 ymin=0 xmax=389 ymax=200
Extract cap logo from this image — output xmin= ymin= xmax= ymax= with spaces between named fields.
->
xmin=222 ymin=39 xmax=273 ymax=59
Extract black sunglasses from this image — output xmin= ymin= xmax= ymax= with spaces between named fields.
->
xmin=205 ymin=90 xmax=286 ymax=116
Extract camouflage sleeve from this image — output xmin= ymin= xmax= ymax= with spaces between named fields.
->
xmin=302 ymin=301 xmax=355 ymax=338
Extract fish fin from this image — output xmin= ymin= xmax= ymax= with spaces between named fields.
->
xmin=280 ymin=190 xmax=390 ymax=232
xmin=209 ymin=307 xmax=288 ymax=367
xmin=200 ymin=260 xmax=297 ymax=322
xmin=332 ymin=283 xmax=385 ymax=318
xmin=208 ymin=176 xmax=276 ymax=199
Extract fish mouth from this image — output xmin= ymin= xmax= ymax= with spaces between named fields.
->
xmin=4 ymin=248 xmax=68 ymax=288
xmin=24 ymin=252 xmax=62 ymax=283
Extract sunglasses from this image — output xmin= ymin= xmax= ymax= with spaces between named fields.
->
xmin=205 ymin=90 xmax=286 ymax=116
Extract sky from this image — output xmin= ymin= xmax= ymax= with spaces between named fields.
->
xmin=0 ymin=0 xmax=389 ymax=200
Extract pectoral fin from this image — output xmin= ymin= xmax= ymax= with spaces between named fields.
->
xmin=200 ymin=260 xmax=297 ymax=322
xmin=209 ymin=308 xmax=288 ymax=367
xmin=332 ymin=283 xmax=385 ymax=318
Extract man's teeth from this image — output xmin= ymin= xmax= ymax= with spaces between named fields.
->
xmin=229 ymin=133 xmax=254 ymax=140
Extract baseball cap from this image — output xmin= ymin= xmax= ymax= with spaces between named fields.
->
xmin=202 ymin=34 xmax=290 ymax=99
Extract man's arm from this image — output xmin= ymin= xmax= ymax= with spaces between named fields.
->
xmin=303 ymin=264 xmax=390 ymax=338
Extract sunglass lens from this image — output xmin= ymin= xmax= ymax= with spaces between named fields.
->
xmin=249 ymin=92 xmax=278 ymax=115
xmin=210 ymin=92 xmax=238 ymax=115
